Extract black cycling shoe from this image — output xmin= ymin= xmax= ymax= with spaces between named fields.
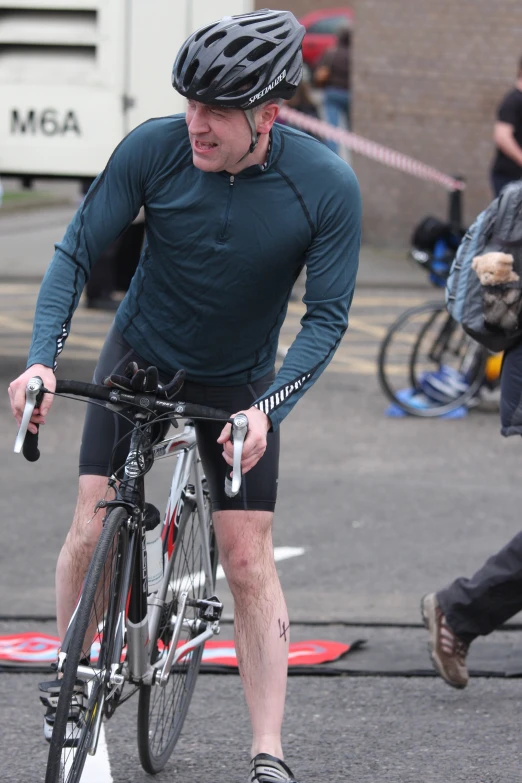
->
xmin=250 ymin=753 xmax=300 ymax=782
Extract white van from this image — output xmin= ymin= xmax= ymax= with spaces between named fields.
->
xmin=0 ymin=0 xmax=252 ymax=178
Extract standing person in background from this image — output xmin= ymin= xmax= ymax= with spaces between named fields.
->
xmin=276 ymin=79 xmax=322 ymax=303
xmin=276 ymin=80 xmax=321 ymax=141
xmin=314 ymin=24 xmax=351 ymax=154
xmin=79 ymin=178 xmax=144 ymax=310
xmin=490 ymin=55 xmax=522 ymax=197
xmin=285 ymin=80 xmax=320 ymax=123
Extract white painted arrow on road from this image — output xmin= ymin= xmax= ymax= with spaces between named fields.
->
xmin=216 ymin=545 xmax=305 ymax=581
xmin=172 ymin=546 xmax=305 ymax=593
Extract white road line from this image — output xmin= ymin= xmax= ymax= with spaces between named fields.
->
xmin=171 ymin=546 xmax=305 ymax=592
xmin=63 ymin=725 xmax=112 ymax=782
xmin=217 ymin=545 xmax=305 ymax=580
xmin=273 ymin=545 xmax=306 ymax=563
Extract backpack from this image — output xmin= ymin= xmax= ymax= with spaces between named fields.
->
xmin=411 ymin=215 xmax=455 ymax=252
xmin=446 ymin=181 xmax=522 ymax=353
xmin=411 ymin=215 xmax=465 ymax=288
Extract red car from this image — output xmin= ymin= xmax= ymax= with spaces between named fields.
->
xmin=300 ymin=6 xmax=353 ymax=73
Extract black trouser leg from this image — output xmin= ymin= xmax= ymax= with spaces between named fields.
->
xmin=437 ymin=529 xmax=522 ymax=643
xmin=115 ymin=223 xmax=144 ymax=292
xmin=86 ymin=239 xmax=121 ymax=302
xmin=490 ymin=172 xmax=516 ymax=198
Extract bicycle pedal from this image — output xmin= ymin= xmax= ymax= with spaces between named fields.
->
xmin=39 ymin=679 xmax=86 ymax=709
xmin=196 ymin=595 xmax=223 ymax=621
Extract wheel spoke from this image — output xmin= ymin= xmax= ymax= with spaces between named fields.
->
xmin=138 ymin=493 xmax=217 ymax=772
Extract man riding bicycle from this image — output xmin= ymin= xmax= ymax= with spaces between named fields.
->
xmin=8 ymin=9 xmax=361 ymax=782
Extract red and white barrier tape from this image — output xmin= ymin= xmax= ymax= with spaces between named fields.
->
xmin=278 ymin=106 xmax=465 ymax=192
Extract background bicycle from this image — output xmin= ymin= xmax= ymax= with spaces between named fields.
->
xmin=14 ymin=372 xmax=247 ymax=783
xmin=377 ymin=216 xmax=503 ymax=418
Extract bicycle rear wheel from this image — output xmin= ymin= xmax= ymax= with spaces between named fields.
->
xmin=137 ymin=487 xmax=218 ymax=774
xmin=45 ymin=507 xmax=130 ymax=783
xmin=378 ymin=301 xmax=488 ymax=417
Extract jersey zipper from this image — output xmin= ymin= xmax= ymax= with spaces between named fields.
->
xmin=217 ymin=175 xmax=235 ymax=244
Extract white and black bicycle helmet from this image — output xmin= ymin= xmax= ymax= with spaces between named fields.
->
xmin=172 ymin=9 xmax=305 ymax=156
xmin=173 ymin=9 xmax=305 ymax=108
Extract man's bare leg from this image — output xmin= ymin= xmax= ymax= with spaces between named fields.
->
xmin=213 ymin=509 xmax=289 ymax=759
xmin=55 ymin=474 xmax=112 ymax=640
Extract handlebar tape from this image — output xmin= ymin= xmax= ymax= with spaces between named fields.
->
xmin=22 ymin=428 xmax=40 ymax=462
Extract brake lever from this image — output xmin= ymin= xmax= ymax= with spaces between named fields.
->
xmin=224 ymin=413 xmax=248 ymax=498
xmin=14 ymin=376 xmax=45 ymax=454
xmin=160 ymin=369 xmax=186 ymax=400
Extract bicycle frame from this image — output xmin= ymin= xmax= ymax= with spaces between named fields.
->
xmin=60 ymin=418 xmax=218 ymax=757
xmin=13 ymin=374 xmax=245 ymax=777
xmin=127 ymin=420 xmax=217 ymax=686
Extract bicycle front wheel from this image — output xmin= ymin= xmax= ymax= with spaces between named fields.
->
xmin=137 ymin=489 xmax=218 ymax=774
xmin=378 ymin=301 xmax=488 ymax=417
xmin=45 ymin=507 xmax=130 ymax=783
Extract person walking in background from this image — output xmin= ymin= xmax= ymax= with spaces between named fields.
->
xmin=314 ymin=24 xmax=351 ymax=154
xmin=422 ymin=58 xmax=522 ymax=690
xmin=421 ymin=334 xmax=522 ymax=689
xmin=490 ymin=55 xmax=522 ymax=197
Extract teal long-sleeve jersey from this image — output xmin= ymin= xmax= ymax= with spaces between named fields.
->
xmin=27 ymin=115 xmax=361 ymax=430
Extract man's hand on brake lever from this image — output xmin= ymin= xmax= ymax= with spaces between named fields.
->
xmin=8 ymin=364 xmax=56 ymax=434
xmin=217 ymin=407 xmax=271 ymax=475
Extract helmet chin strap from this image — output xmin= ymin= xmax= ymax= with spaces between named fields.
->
xmin=233 ymin=108 xmax=259 ymax=165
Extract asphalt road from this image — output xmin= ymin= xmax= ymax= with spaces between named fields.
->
xmin=0 ymin=205 xmax=521 ymax=782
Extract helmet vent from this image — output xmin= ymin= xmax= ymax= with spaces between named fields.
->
xmin=204 ymin=30 xmax=227 ymax=47
xmin=184 ymin=59 xmax=200 ymax=88
xmin=197 ymin=65 xmax=224 ymax=90
xmin=275 ymin=31 xmax=290 ymax=40
xmin=257 ymin=22 xmax=284 ymax=33
xmin=194 ymin=23 xmax=218 ymax=42
xmin=239 ymin=14 xmax=278 ymax=26
xmin=247 ymin=42 xmax=276 ymax=62
xmin=225 ymin=75 xmax=257 ymax=98
xmin=176 ymin=47 xmax=188 ymax=76
xmin=224 ymin=36 xmax=252 ymax=57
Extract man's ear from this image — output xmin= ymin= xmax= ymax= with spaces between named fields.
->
xmin=255 ymin=103 xmax=281 ymax=134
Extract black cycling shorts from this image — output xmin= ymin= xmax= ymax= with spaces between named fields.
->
xmin=79 ymin=324 xmax=279 ymax=512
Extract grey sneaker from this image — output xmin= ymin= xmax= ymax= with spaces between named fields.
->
xmin=39 ymin=678 xmax=87 ymax=745
xmin=250 ymin=754 xmax=299 ymax=783
xmin=421 ymin=593 xmax=470 ymax=689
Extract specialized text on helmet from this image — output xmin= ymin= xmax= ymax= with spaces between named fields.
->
xmin=248 ymin=70 xmax=287 ymax=105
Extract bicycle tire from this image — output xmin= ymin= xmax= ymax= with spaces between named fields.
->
xmin=137 ymin=489 xmax=218 ymax=774
xmin=45 ymin=507 xmax=130 ymax=783
xmin=408 ymin=310 xmax=488 ymax=416
xmin=378 ymin=301 xmax=488 ymax=418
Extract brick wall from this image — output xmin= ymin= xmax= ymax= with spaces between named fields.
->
xmin=256 ymin=0 xmax=522 ymax=246
xmin=262 ymin=0 xmax=337 ymax=15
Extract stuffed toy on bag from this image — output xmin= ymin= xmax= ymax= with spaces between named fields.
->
xmin=472 ymin=251 xmax=522 ymax=332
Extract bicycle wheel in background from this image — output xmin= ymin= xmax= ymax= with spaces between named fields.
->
xmin=45 ymin=507 xmax=130 ymax=783
xmin=378 ymin=301 xmax=488 ymax=418
xmin=137 ymin=486 xmax=218 ymax=774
